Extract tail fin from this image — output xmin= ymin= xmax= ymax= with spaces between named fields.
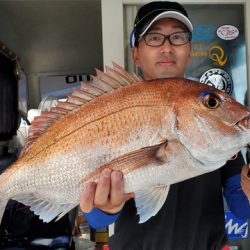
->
xmin=0 ymin=167 xmax=13 ymax=224
xmin=0 ymin=199 xmax=8 ymax=224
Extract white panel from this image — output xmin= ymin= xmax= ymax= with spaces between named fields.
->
xmin=101 ymin=0 xmax=124 ymax=68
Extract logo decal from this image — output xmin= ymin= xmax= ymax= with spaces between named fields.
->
xmin=217 ymin=25 xmax=239 ymax=40
xmin=200 ymin=68 xmax=233 ymax=95
xmin=208 ymin=45 xmax=227 ymax=66
xmin=192 ymin=25 xmax=215 ymax=41
xmin=225 ymin=210 xmax=248 ymax=239
xmin=191 ymin=43 xmax=208 ymax=57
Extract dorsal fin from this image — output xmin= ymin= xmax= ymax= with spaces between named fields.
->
xmin=80 ymin=81 xmax=105 ymax=95
xmin=105 ymin=66 xmax=131 ymax=86
xmin=19 ymin=63 xmax=140 ymax=157
xmin=112 ymin=61 xmax=143 ymax=82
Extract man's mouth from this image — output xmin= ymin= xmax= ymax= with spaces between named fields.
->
xmin=157 ymin=60 xmax=175 ymax=65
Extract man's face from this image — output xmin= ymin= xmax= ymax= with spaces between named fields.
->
xmin=132 ymin=18 xmax=191 ymax=80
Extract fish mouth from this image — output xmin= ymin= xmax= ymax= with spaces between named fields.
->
xmin=236 ymin=114 xmax=250 ymax=130
xmin=237 ymin=114 xmax=250 ymax=151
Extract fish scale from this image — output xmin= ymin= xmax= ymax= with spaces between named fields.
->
xmin=1 ymin=63 xmax=250 ymax=224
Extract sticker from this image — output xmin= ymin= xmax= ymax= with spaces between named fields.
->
xmin=192 ymin=25 xmax=215 ymax=41
xmin=200 ymin=68 xmax=233 ymax=95
xmin=216 ymin=25 xmax=239 ymax=40
xmin=208 ymin=45 xmax=227 ymax=66
xmin=191 ymin=43 xmax=208 ymax=57
xmin=191 ymin=51 xmax=208 ymax=57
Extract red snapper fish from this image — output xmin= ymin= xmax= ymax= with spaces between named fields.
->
xmin=0 ymin=63 xmax=250 ymax=224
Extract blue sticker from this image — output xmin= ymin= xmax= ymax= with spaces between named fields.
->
xmin=192 ymin=25 xmax=215 ymax=41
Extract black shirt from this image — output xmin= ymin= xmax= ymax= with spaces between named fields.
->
xmin=108 ymin=154 xmax=244 ymax=250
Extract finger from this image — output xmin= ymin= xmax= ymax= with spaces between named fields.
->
xmin=241 ymin=165 xmax=250 ymax=198
xmin=94 ymin=168 xmax=112 ymax=206
xmin=110 ymin=170 xmax=125 ymax=206
xmin=241 ymin=177 xmax=249 ymax=193
xmin=124 ymin=192 xmax=135 ymax=201
xmin=242 ymin=182 xmax=250 ymax=198
xmin=242 ymin=164 xmax=250 ymax=177
xmin=80 ymin=182 xmax=97 ymax=213
xmin=247 ymin=164 xmax=250 ymax=178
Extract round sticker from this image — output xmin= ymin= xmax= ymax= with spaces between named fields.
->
xmin=200 ymin=68 xmax=233 ymax=95
xmin=216 ymin=25 xmax=239 ymax=40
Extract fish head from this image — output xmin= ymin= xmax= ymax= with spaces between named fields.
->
xmin=173 ymin=80 xmax=250 ymax=168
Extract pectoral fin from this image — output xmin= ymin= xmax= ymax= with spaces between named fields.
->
xmin=82 ymin=142 xmax=169 ymax=183
xmin=134 ymin=185 xmax=170 ymax=223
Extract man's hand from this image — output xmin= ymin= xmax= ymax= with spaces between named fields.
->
xmin=241 ymin=164 xmax=250 ymax=199
xmin=80 ymin=168 xmax=134 ymax=214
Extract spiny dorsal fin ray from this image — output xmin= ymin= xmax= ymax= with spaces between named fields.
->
xmin=19 ymin=63 xmax=140 ymax=157
xmin=39 ymin=111 xmax=63 ymax=119
xmin=50 ymin=107 xmax=69 ymax=115
xmin=95 ymin=68 xmax=125 ymax=88
xmin=91 ymin=75 xmax=114 ymax=91
xmin=80 ymin=81 xmax=105 ymax=95
xmin=105 ymin=66 xmax=131 ymax=86
xmin=56 ymin=101 xmax=79 ymax=111
xmin=66 ymin=95 xmax=86 ymax=105
xmin=70 ymin=89 xmax=93 ymax=101
xmin=112 ymin=61 xmax=142 ymax=82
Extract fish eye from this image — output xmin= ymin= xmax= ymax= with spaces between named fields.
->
xmin=203 ymin=93 xmax=221 ymax=109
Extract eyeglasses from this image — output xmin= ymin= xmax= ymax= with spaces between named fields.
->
xmin=141 ymin=32 xmax=192 ymax=47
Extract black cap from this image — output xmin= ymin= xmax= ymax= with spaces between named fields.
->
xmin=130 ymin=1 xmax=193 ymax=47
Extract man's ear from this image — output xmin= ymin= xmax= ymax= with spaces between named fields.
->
xmin=131 ymin=47 xmax=141 ymax=67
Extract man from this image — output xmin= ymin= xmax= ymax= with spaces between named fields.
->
xmin=80 ymin=1 xmax=250 ymax=249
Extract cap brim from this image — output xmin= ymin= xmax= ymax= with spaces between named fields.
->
xmin=139 ymin=11 xmax=193 ymax=37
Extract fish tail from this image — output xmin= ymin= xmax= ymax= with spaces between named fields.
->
xmin=0 ymin=168 xmax=13 ymax=224
xmin=0 ymin=199 xmax=8 ymax=224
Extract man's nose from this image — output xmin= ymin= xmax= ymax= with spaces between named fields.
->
xmin=160 ymin=38 xmax=173 ymax=53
